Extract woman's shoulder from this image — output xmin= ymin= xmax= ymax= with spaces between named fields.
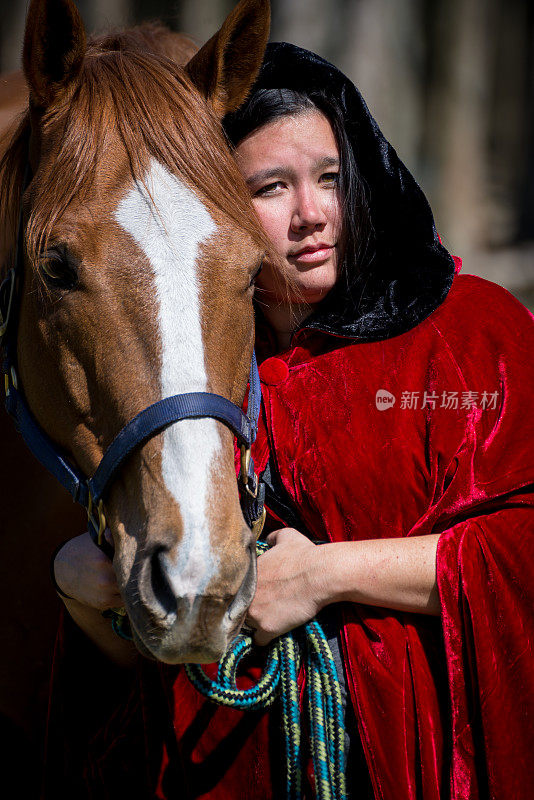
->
xmin=438 ymin=274 xmax=534 ymax=324
xmin=429 ymin=271 xmax=533 ymax=340
xmin=422 ymin=271 xmax=534 ymax=387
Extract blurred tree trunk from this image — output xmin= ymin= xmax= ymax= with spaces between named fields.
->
xmin=178 ymin=0 xmax=233 ymax=44
xmin=132 ymin=0 xmax=175 ymax=29
xmin=485 ymin=0 xmax=530 ymax=246
xmin=271 ymin=0 xmax=333 ymax=57
xmin=515 ymin=1 xmax=534 ymax=243
xmin=423 ymin=0 xmax=493 ymax=255
xmin=78 ymin=0 xmax=132 ymax=32
xmin=423 ymin=0 xmax=533 ymax=304
xmin=0 ymin=4 xmax=25 ymax=73
xmin=337 ymin=0 xmax=423 ymax=174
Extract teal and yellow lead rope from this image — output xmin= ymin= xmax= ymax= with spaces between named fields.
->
xmin=184 ymin=543 xmax=347 ymax=800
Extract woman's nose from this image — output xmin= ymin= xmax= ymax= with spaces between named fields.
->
xmin=290 ymin=188 xmax=327 ymax=232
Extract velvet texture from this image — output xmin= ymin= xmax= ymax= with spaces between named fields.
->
xmin=251 ymin=271 xmax=534 ymax=799
xmin=43 ymin=44 xmax=534 ymax=800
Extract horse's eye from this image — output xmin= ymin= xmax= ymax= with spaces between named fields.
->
xmin=249 ymin=256 xmax=264 ymax=288
xmin=39 ymin=248 xmax=79 ymax=290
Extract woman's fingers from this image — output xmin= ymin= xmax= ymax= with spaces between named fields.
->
xmin=54 ymin=530 xmax=121 ymax=610
xmin=265 ymin=527 xmax=301 ymax=547
xmin=245 ymin=530 xmax=322 ymax=645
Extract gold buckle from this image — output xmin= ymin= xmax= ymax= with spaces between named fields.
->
xmin=87 ymin=493 xmax=107 ymax=547
xmin=251 ymin=507 xmax=266 ymax=540
xmin=240 ymin=444 xmax=251 ymax=482
xmin=4 ymin=366 xmax=18 ymax=397
xmin=240 ymin=444 xmax=258 ymax=499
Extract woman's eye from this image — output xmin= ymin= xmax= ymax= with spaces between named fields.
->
xmin=39 ymin=248 xmax=79 ymax=290
xmin=320 ymin=172 xmax=339 ymax=186
xmin=254 ymin=181 xmax=284 ymax=197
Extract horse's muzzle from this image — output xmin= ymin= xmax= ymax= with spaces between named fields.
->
xmin=129 ymin=531 xmax=257 ymax=663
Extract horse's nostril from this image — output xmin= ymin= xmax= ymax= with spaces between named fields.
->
xmin=150 ymin=547 xmax=177 ymax=616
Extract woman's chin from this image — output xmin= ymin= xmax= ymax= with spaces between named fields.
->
xmin=292 ymin=282 xmax=336 ymax=306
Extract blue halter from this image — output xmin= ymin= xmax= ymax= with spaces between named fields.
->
xmin=1 ymin=179 xmax=265 ymax=559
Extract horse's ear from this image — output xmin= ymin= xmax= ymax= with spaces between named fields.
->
xmin=23 ymin=0 xmax=86 ymax=109
xmin=185 ymin=0 xmax=270 ymax=117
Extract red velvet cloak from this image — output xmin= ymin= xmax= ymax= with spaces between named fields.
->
xmin=251 ymin=269 xmax=534 ymax=800
xmin=44 ymin=269 xmax=534 ymax=800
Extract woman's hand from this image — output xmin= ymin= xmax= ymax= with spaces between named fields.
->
xmin=53 ymin=531 xmax=122 ymax=611
xmin=53 ymin=532 xmax=137 ymax=668
xmin=245 ymin=530 xmax=441 ymax=647
xmin=246 ymin=528 xmax=326 ymax=646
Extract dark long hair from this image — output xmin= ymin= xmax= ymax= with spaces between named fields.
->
xmin=224 ymin=88 xmax=374 ymax=288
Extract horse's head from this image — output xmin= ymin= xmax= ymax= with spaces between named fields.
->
xmin=6 ymin=0 xmax=270 ymax=663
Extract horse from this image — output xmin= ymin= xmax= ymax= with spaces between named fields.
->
xmin=0 ymin=0 xmax=270 ymax=788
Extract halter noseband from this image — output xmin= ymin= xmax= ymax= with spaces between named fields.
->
xmin=0 ymin=172 xmax=265 ymax=559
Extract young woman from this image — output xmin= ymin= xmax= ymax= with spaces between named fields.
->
xmin=51 ymin=43 xmax=534 ymax=800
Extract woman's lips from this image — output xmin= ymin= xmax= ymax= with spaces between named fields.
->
xmin=288 ymin=245 xmax=335 ymax=264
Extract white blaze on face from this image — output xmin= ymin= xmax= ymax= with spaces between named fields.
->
xmin=115 ymin=159 xmax=220 ymax=599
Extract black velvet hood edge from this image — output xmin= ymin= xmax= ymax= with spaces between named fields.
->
xmin=242 ymin=42 xmax=456 ymax=343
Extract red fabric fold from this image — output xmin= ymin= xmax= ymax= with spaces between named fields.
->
xmin=437 ymin=500 xmax=534 ymax=799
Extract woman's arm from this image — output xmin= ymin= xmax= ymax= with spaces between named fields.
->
xmin=247 ymin=528 xmax=440 ymax=646
xmin=53 ymin=533 xmax=138 ymax=668
xmin=319 ymin=533 xmax=440 ymax=613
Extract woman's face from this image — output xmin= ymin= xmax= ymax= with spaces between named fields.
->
xmin=235 ymin=110 xmax=342 ymax=307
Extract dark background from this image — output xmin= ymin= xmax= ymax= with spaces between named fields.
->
xmin=2 ymin=0 xmax=533 ymax=307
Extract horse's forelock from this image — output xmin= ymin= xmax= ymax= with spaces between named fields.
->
xmin=0 ymin=25 xmax=267 ymax=280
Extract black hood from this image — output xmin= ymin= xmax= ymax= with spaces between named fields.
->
xmin=242 ymin=42 xmax=456 ymax=343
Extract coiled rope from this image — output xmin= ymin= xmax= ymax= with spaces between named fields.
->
xmin=185 ymin=543 xmax=347 ymax=800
